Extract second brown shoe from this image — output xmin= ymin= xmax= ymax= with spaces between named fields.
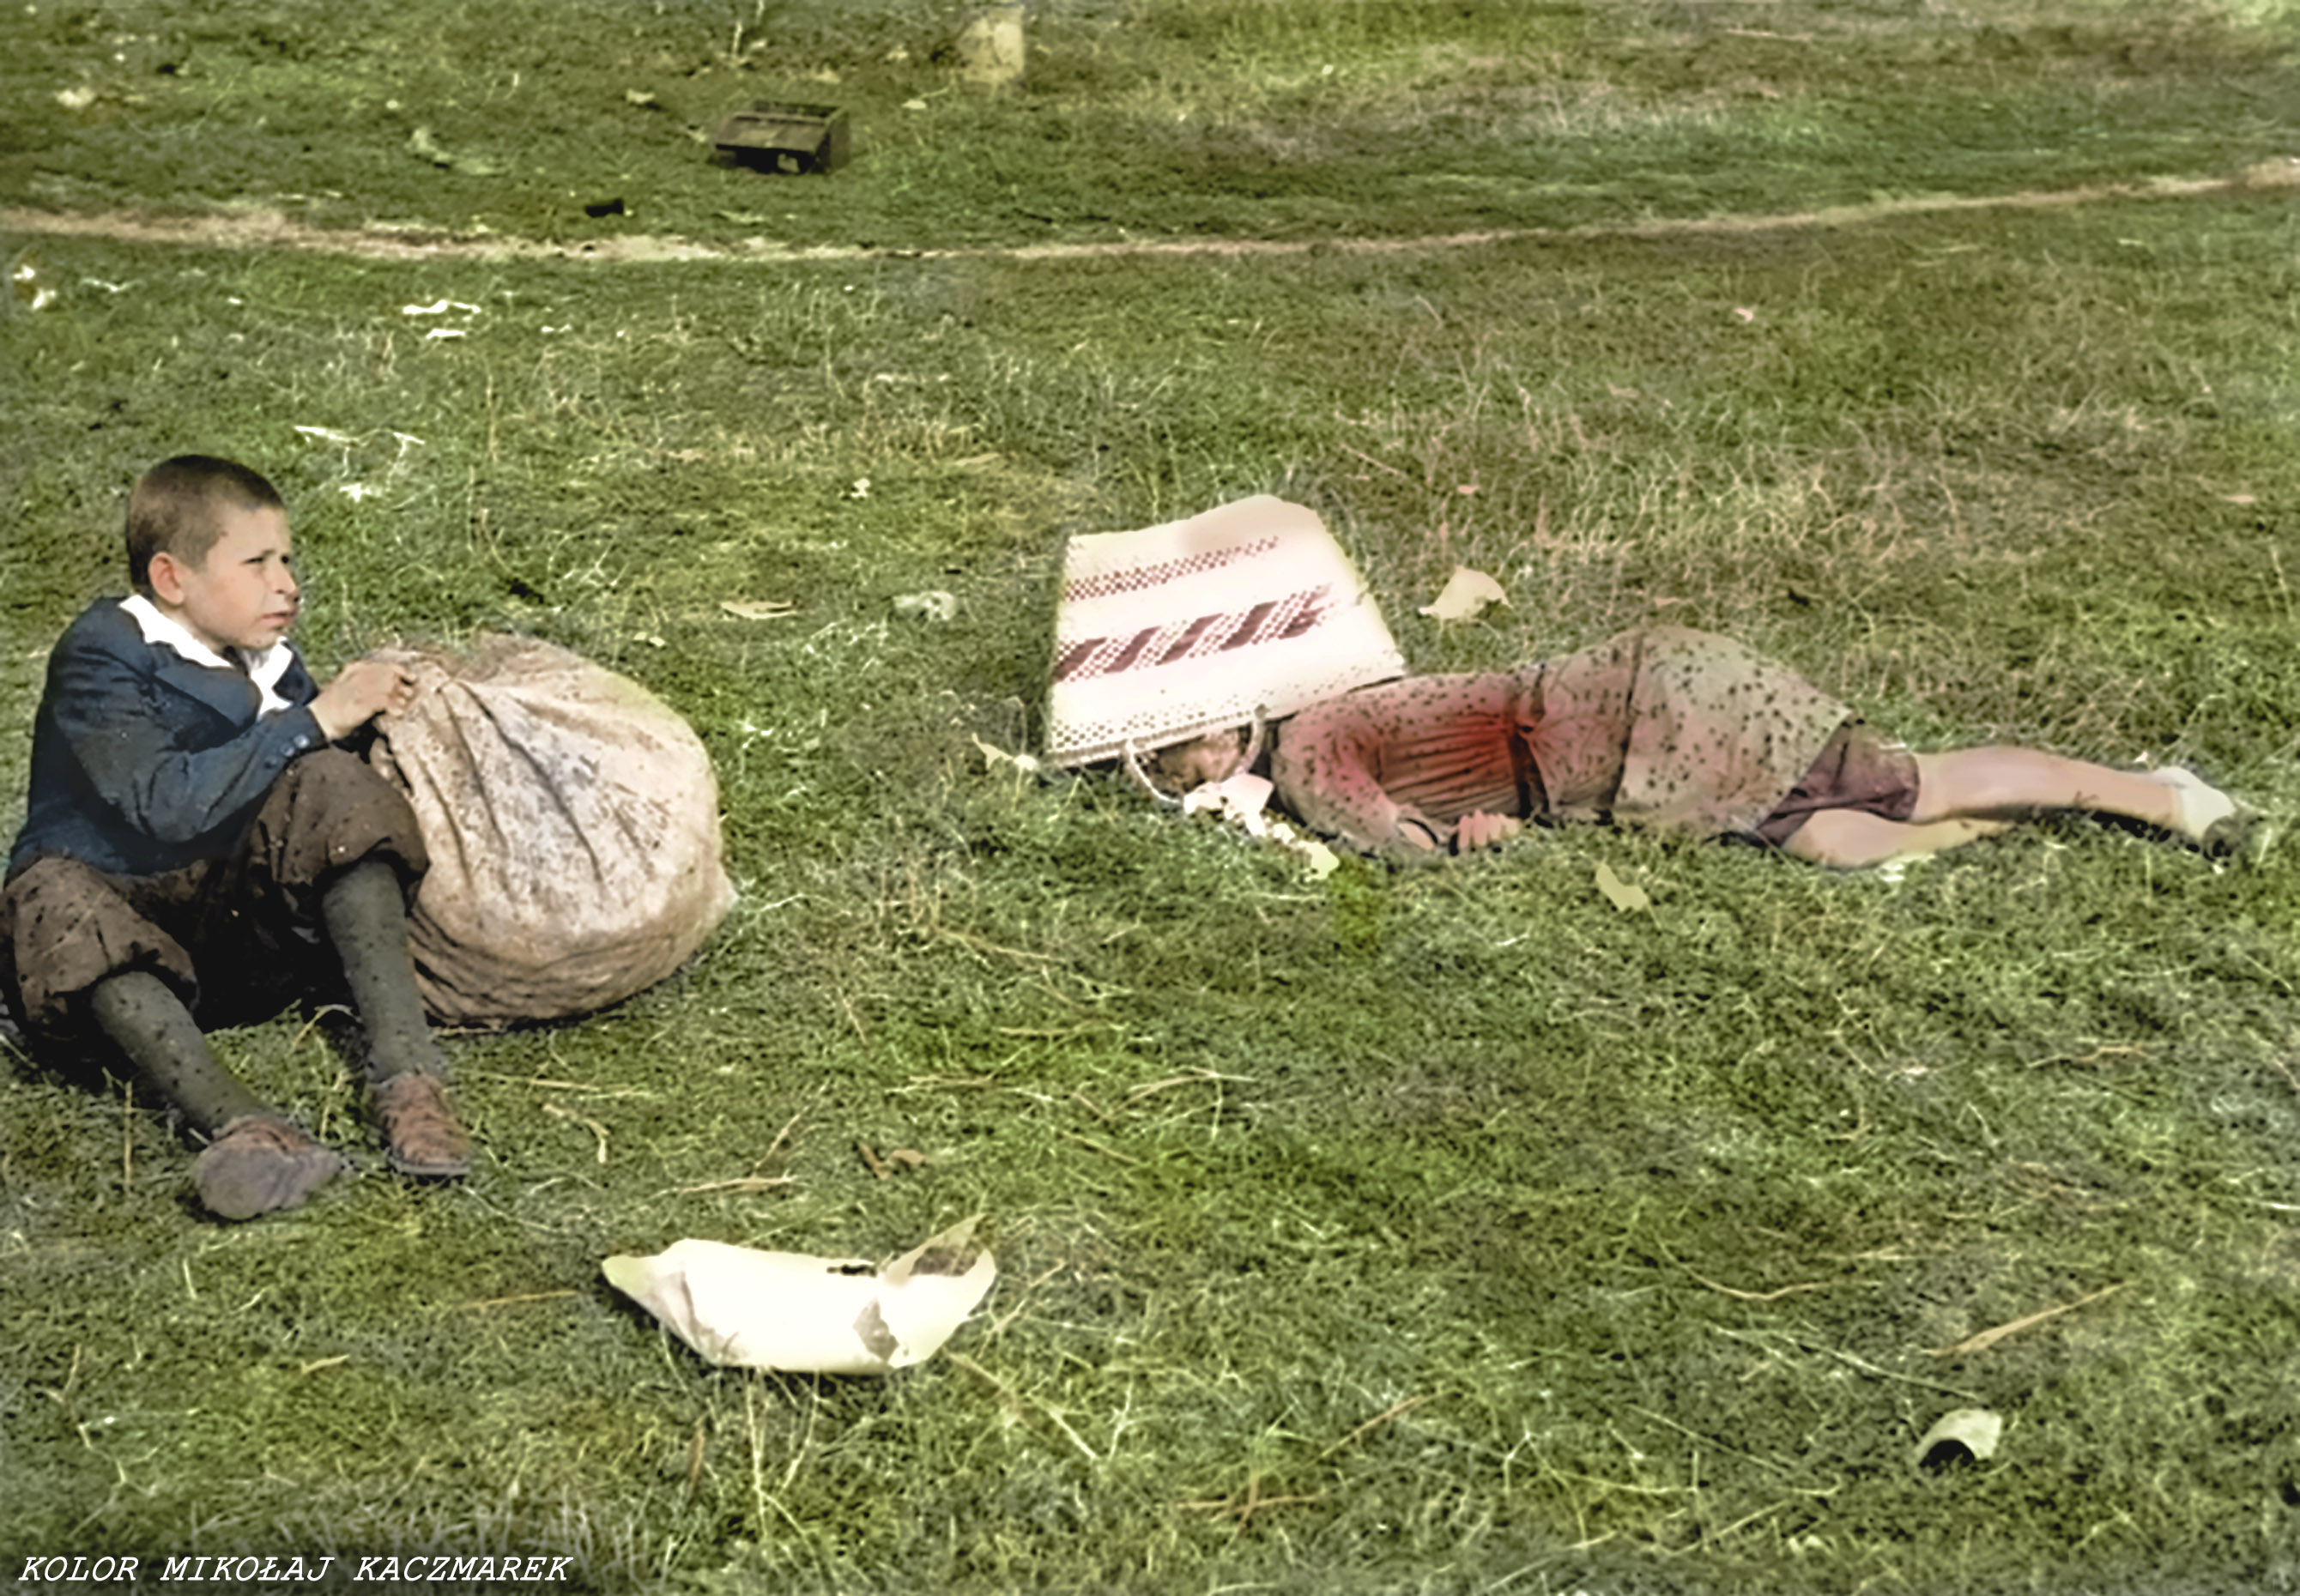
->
xmin=371 ymin=1071 xmax=474 ymax=1179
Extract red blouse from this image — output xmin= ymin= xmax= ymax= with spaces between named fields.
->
xmin=1269 ymin=627 xmax=1853 ymax=860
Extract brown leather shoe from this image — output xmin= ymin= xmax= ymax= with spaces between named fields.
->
xmin=191 ymin=1115 xmax=350 ymax=1221
xmin=370 ymin=1071 xmax=473 ymax=1178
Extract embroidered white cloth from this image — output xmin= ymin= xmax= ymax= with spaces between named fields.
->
xmin=1043 ymin=496 xmax=1407 ymax=767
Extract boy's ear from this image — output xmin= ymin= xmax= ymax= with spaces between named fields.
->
xmin=146 ymin=548 xmax=193 ymax=607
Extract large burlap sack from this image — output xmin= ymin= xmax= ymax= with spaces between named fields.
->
xmin=365 ymin=635 xmax=735 ymax=1026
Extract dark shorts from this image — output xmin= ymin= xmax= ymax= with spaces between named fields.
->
xmin=0 ymin=749 xmax=427 ymax=1047
xmin=1752 ymin=719 xmax=1921 ymax=846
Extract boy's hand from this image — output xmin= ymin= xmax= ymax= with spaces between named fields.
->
xmin=311 ymin=659 xmax=418 ymax=741
xmin=1454 ymin=811 xmax=1524 ymax=852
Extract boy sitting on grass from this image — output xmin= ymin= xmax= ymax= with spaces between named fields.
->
xmin=0 ymin=455 xmax=472 ymax=1220
xmin=1143 ymin=624 xmax=2253 ymax=869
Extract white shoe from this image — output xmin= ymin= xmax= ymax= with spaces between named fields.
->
xmin=2146 ymin=767 xmax=2252 ymax=855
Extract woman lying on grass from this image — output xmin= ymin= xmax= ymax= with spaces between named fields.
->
xmin=1044 ymin=498 xmax=2253 ymax=873
xmin=1140 ymin=623 xmax=2252 ymax=870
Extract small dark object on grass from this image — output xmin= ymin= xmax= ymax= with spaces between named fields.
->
xmin=1917 ymin=1435 xmax=1983 ymax=1474
xmin=584 ymin=196 xmax=626 ymax=219
xmin=712 ymin=101 xmax=852 ymax=175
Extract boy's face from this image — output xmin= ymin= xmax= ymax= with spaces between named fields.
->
xmin=150 ymin=504 xmax=301 ymax=656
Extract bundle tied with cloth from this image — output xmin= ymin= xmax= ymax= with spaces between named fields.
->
xmin=1043 ymin=495 xmax=1407 ymax=775
xmin=364 ymin=635 xmax=735 ymax=1026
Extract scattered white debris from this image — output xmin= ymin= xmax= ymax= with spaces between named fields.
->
xmin=11 ymin=253 xmax=58 ymax=311
xmin=893 ymin=590 xmax=958 ymax=623
xmin=971 ymin=735 xmax=1040 ymax=777
xmin=1183 ymin=772 xmax=1340 ymax=878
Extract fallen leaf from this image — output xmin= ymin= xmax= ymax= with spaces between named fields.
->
xmin=1281 ymin=829 xmax=1341 ymax=878
xmin=1595 ymin=861 xmax=1649 ymax=912
xmin=1419 ymin=566 xmax=1508 ymax=622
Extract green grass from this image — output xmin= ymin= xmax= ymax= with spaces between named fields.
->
xmin=5 ymin=0 xmax=2295 ymax=246
xmin=5 ymin=2 xmax=2300 ymax=1593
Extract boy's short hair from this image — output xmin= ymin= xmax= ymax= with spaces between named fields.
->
xmin=126 ymin=455 xmax=285 ymax=595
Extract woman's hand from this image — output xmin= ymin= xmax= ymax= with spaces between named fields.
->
xmin=1453 ymin=811 xmax=1525 ymax=852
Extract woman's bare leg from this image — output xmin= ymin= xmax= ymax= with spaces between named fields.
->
xmin=1781 ymin=811 xmax=2012 ymax=869
xmin=1909 ymin=747 xmax=2244 ymax=849
xmin=1784 ymin=748 xmax=2244 ymax=868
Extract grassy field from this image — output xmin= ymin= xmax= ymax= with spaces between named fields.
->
xmin=5 ymin=2 xmax=2300 ymax=1593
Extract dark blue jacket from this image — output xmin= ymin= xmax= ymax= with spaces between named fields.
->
xmin=9 ymin=599 xmax=328 ymax=879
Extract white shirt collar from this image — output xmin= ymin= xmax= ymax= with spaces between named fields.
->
xmin=119 ymin=593 xmax=299 ymax=716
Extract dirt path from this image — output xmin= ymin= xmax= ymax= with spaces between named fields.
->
xmin=5 ymin=166 xmax=2292 ymax=267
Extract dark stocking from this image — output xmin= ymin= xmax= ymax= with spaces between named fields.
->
xmin=88 ymin=968 xmax=266 ymax=1136
xmin=320 ymin=860 xmax=444 ymax=1084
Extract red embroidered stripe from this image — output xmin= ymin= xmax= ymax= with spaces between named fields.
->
xmin=1062 ymin=537 xmax=1278 ymax=604
xmin=1053 ymin=585 xmax=1333 ymax=682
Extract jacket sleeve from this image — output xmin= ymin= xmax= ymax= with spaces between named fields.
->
xmin=45 ymin=626 xmax=327 ymax=848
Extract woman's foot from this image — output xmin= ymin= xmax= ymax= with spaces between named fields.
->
xmin=2145 ymin=767 xmax=2253 ymax=855
xmin=191 ymin=1115 xmax=350 ymax=1221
